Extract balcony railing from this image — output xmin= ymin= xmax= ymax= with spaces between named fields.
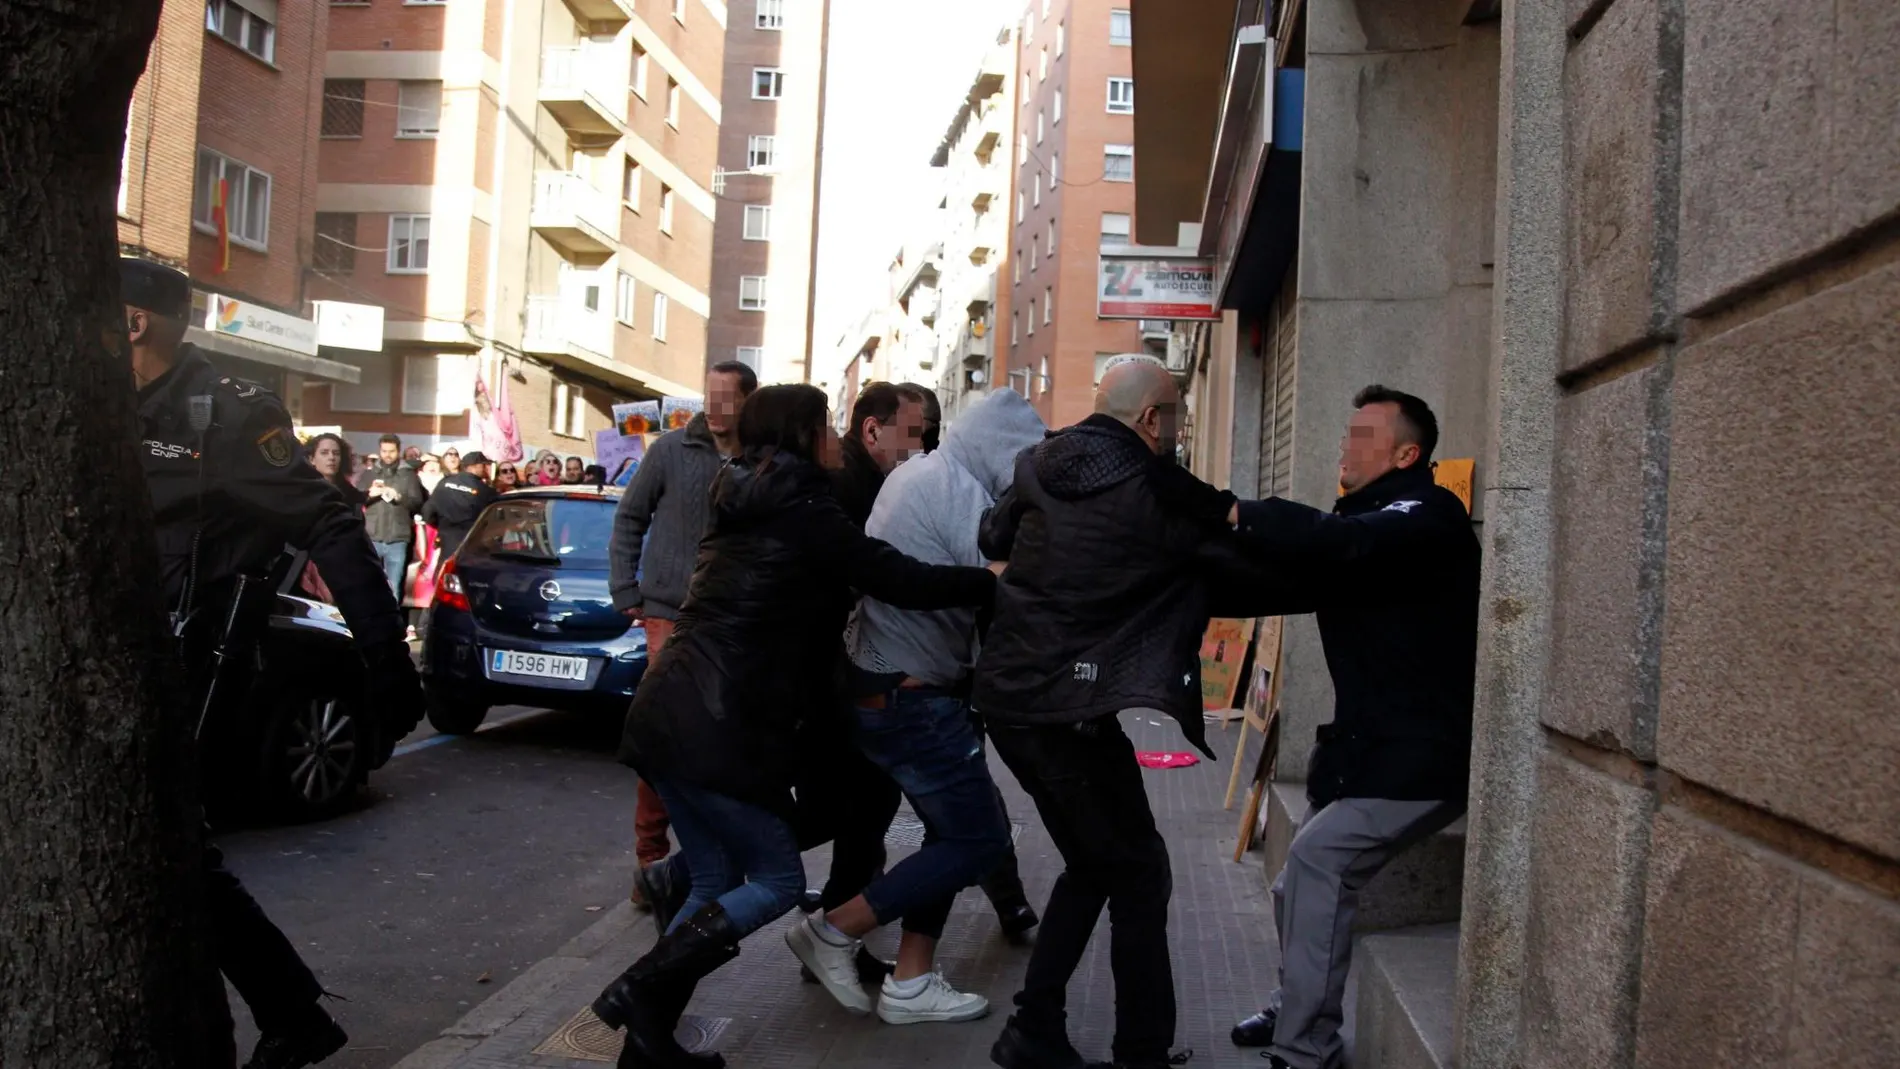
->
xmin=540 ymin=45 xmax=627 ymax=133
xmin=530 ymin=171 xmax=618 ymax=258
xmin=524 ymin=294 xmax=613 ymax=358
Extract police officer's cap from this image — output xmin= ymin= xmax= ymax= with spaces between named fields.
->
xmin=120 ymin=257 xmax=192 ymax=320
xmin=461 ymin=451 xmax=493 ymax=467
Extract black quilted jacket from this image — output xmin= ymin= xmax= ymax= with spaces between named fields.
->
xmin=971 ymin=415 xmax=1280 ymax=757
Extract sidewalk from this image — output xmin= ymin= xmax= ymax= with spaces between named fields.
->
xmin=393 ymin=713 xmax=1287 ymax=1069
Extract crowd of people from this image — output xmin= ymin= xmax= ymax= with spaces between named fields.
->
xmin=597 ymin=357 xmax=1481 ymax=1069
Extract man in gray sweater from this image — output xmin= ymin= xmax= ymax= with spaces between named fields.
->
xmin=610 ymin=360 xmax=757 ymax=902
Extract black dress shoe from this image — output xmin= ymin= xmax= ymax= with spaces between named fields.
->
xmin=996 ymin=902 xmax=1039 ymax=944
xmin=989 ymin=1016 xmax=1084 ymax=1069
xmin=242 ymin=1010 xmax=347 ymax=1069
xmin=1231 ymin=1008 xmax=1278 ymax=1047
xmin=1259 ymin=1055 xmax=1291 ymax=1068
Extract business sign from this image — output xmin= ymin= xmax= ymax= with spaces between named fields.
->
xmin=204 ymin=292 xmax=319 ymax=356
xmin=1097 ymin=256 xmax=1219 ymax=321
xmin=313 ymin=300 xmax=385 ymax=352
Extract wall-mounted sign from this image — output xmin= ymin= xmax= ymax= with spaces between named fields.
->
xmin=203 ymin=292 xmax=319 ymax=356
xmin=1097 ymin=256 xmax=1220 ymax=321
xmin=313 ymin=300 xmax=385 ymax=352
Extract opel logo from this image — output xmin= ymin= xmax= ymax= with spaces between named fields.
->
xmin=539 ymin=580 xmax=562 ymax=601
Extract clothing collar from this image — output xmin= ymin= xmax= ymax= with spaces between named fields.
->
xmin=1335 ymin=463 xmax=1436 ymax=515
xmin=681 ymin=412 xmax=715 ymax=448
xmin=841 ymin=435 xmax=884 ymax=482
xmin=136 ymin=344 xmax=211 ymax=408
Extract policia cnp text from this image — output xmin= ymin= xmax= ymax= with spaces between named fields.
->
xmin=123 ymin=258 xmax=426 ymax=1069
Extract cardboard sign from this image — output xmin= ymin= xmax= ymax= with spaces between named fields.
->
xmin=1434 ymin=458 xmax=1474 ymax=512
xmin=1199 ymin=617 xmax=1254 ymax=711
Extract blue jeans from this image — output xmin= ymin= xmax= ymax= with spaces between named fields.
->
xmin=647 ymin=776 xmax=804 ymax=937
xmin=373 ymin=540 xmax=408 ymax=598
xmin=854 ymin=690 xmax=1011 ymax=940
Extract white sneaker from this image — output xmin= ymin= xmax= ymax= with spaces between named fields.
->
xmin=785 ymin=914 xmax=872 ymax=1015
xmin=876 ymin=972 xmax=991 ymax=1025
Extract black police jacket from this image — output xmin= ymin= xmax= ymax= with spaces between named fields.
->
xmin=618 ymin=452 xmax=994 ymax=813
xmin=970 ymin=415 xmax=1276 ymax=758
xmin=420 ymin=471 xmax=498 ymax=557
xmin=1233 ymin=464 xmax=1481 ymax=806
xmin=139 ymin=344 xmax=406 ymax=649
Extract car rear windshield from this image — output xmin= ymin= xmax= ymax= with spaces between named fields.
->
xmin=460 ymin=497 xmax=614 ymax=569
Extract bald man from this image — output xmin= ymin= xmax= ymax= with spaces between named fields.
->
xmin=971 ymin=358 xmax=1246 ymax=1069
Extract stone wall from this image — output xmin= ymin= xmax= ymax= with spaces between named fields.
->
xmin=1481 ymin=0 xmax=1900 ymax=1065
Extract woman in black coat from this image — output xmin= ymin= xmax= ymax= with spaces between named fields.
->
xmin=591 ymin=384 xmax=995 ymax=1069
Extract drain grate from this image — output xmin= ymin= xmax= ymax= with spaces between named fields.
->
xmin=533 ymin=1008 xmax=731 ymax=1062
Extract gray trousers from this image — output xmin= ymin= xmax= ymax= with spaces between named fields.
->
xmin=1265 ymin=797 xmax=1465 ymax=1069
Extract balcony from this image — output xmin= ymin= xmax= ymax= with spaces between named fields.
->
xmin=558 ymin=0 xmax=633 ymax=26
xmin=540 ymin=45 xmax=627 ymax=135
xmin=530 ymin=171 xmax=618 ymax=260
xmin=523 ymin=294 xmax=613 ymax=360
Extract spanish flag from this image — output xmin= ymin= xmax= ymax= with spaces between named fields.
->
xmin=212 ymin=177 xmax=231 ymax=274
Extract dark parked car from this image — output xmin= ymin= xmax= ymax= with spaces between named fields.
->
xmin=421 ymin=486 xmax=649 ymax=733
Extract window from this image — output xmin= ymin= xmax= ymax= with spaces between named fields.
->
xmin=1049 ymin=152 xmax=1059 ymax=182
xmin=551 ymin=380 xmax=588 ymax=437
xmin=1016 ymin=191 xmax=1024 ymax=223
xmin=313 ymin=212 xmax=357 ymax=273
xmin=1026 ymin=299 xmax=1035 ymax=335
xmin=1046 ymin=220 xmax=1057 ymax=259
xmin=396 ymin=81 xmax=442 ymax=137
xmin=1030 ymin=242 xmax=1037 ymax=271
xmin=1043 ymin=286 xmax=1053 ymax=324
xmin=671 ymin=0 xmax=686 ymax=22
xmin=387 ymin=214 xmax=431 ymax=272
xmin=665 ymin=79 xmax=681 ymax=126
xmin=1053 ymin=88 xmax=1063 ymax=123
xmin=1033 ymin=172 xmax=1041 ymax=207
xmin=1038 ymin=48 xmax=1048 ymax=81
xmin=742 ymin=204 xmax=772 ymax=241
xmin=659 ymin=185 xmax=675 ymax=233
xmin=631 ymin=45 xmax=648 ymax=98
xmin=753 ymin=67 xmax=785 ymax=100
xmin=735 ymin=346 xmax=765 ymax=371
xmin=321 ymin=79 xmax=364 ymax=138
xmin=1041 ymin=0 xmax=1050 ymax=18
xmin=1107 ymin=77 xmax=1134 ymax=114
xmin=1036 ymin=109 xmax=1044 ymax=144
xmin=1039 ymin=356 xmax=1050 ymax=396
xmin=616 ymin=272 xmax=636 ymax=325
xmin=1056 ymin=22 xmax=1066 ymax=55
xmin=1018 ymin=132 xmax=1028 ymax=166
xmin=192 ymin=148 xmax=271 ymax=250
xmin=1104 ymin=143 xmax=1134 ymax=181
xmin=623 ymin=159 xmax=642 ymax=207
xmin=747 ymin=134 xmax=777 ymax=170
xmin=756 ymin=0 xmax=783 ymax=29
xmin=1021 ymin=73 xmax=1030 ymax=106
xmin=1100 ymin=211 xmax=1131 ymax=248
xmin=1013 ymin=249 xmax=1021 ymax=284
xmin=1110 ymin=8 xmax=1132 ymax=46
xmin=205 ymin=0 xmax=274 ymax=63
xmin=652 ymin=293 xmax=670 ymax=341
xmin=739 ymin=275 xmax=768 ymax=311
xmin=1011 ymin=312 xmax=1019 ymax=343
xmin=403 ymin=354 xmax=474 ymax=415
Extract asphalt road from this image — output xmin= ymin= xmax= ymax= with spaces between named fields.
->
xmin=218 ymin=705 xmax=640 ymax=1068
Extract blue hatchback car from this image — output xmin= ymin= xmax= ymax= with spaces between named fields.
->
xmin=421 ymin=486 xmax=648 ymax=734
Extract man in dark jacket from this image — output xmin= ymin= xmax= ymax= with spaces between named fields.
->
xmin=829 ymin=381 xmax=929 ymax=525
xmin=356 ymin=434 xmax=427 ymax=596
xmin=975 ymin=359 xmax=1242 ymax=1069
xmin=1227 ymin=386 xmax=1478 ymax=1069
xmin=420 ymin=450 xmax=498 ymax=559
xmin=611 ymin=361 xmax=757 ymax=907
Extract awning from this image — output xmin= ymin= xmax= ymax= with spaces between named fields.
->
xmin=186 ymin=326 xmax=362 ymax=384
xmin=1130 ymin=0 xmax=1235 ymax=247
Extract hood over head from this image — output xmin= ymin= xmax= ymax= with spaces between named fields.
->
xmin=939 ymin=389 xmax=1047 ymax=499
xmin=1034 ymin=414 xmax=1154 ymax=501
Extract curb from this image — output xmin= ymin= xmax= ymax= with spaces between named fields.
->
xmin=389 ymin=900 xmax=652 ymax=1069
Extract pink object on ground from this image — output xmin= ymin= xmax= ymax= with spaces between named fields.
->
xmin=1135 ymin=751 xmax=1201 ymax=769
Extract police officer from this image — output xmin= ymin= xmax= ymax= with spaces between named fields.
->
xmin=123 ymin=258 xmax=426 ymax=1069
xmin=419 ymin=449 xmax=499 ymax=559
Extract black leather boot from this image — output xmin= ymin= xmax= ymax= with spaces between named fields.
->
xmin=593 ymin=903 xmax=739 ymax=1069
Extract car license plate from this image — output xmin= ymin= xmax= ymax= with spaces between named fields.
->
xmin=490 ymin=650 xmax=589 ymax=681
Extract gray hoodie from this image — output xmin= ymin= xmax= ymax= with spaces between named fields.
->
xmin=845 ymin=389 xmax=1047 ymax=684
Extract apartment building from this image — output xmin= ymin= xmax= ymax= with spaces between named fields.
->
xmin=119 ymin=0 xmax=366 ymax=408
xmin=708 ymin=0 xmax=828 ymax=385
xmin=1006 ymin=0 xmax=1143 ymax=429
xmin=300 ymin=0 xmax=726 ymax=460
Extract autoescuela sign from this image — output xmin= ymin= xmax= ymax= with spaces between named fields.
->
xmin=1096 ymin=255 xmax=1220 ymax=321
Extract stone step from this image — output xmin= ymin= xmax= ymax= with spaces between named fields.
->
xmin=1261 ymin=784 xmax=1468 ymax=931
xmin=1353 ymin=923 xmax=1460 ymax=1069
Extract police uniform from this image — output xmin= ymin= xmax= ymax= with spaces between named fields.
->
xmin=125 ymin=258 xmax=422 ymax=1069
xmin=418 ymin=461 xmax=499 ymax=560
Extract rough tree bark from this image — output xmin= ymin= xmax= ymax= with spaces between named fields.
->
xmin=0 ymin=1 xmax=216 ymax=1066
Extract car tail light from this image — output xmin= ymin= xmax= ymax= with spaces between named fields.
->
xmin=436 ymin=556 xmax=471 ymax=611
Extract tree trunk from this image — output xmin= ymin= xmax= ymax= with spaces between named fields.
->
xmin=0 ymin=2 xmax=216 ymax=1066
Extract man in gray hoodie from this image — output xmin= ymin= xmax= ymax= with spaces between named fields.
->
xmin=786 ymin=388 xmax=1047 ymax=1026
xmin=610 ymin=360 xmax=757 ymax=903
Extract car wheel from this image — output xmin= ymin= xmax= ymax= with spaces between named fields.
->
xmin=265 ymin=689 xmax=367 ymax=822
xmin=426 ymin=689 xmax=489 ymax=735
